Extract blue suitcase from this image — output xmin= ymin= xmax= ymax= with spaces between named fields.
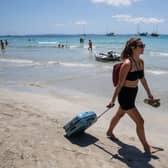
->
xmin=63 ymin=109 xmax=110 ymax=137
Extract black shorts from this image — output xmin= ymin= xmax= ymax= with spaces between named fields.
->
xmin=118 ymin=86 xmax=138 ymax=110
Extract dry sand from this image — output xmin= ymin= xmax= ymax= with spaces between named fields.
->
xmin=0 ymin=88 xmax=167 ymax=168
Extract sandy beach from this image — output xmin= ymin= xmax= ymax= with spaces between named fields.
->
xmin=0 ymin=87 xmax=167 ymax=168
xmin=1 ymin=0 xmax=168 ymax=167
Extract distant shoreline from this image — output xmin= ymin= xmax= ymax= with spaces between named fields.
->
xmin=1 ymin=33 xmax=168 ymax=37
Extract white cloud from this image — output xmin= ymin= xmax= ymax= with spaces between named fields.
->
xmin=112 ymin=14 xmax=165 ymax=24
xmin=91 ymin=0 xmax=140 ymax=6
xmin=75 ymin=21 xmax=88 ymax=25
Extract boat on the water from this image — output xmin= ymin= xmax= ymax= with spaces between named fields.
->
xmin=151 ymin=32 xmax=159 ymax=37
xmin=139 ymin=32 xmax=148 ymax=36
xmin=106 ymin=32 xmax=115 ymax=36
xmin=95 ymin=50 xmax=120 ymax=62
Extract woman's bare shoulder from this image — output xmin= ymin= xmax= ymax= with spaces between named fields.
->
xmin=123 ymin=58 xmax=131 ymax=65
xmin=139 ymin=58 xmax=144 ymax=64
xmin=121 ymin=59 xmax=131 ymax=70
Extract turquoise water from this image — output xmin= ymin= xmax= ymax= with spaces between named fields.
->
xmin=0 ymin=34 xmax=168 ymax=106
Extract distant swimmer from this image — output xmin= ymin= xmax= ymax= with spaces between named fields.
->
xmin=88 ymin=40 xmax=93 ymax=52
xmin=5 ymin=40 xmax=8 ymax=46
xmin=80 ymin=37 xmax=84 ymax=44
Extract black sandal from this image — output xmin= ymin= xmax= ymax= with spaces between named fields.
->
xmin=144 ymin=98 xmax=160 ymax=107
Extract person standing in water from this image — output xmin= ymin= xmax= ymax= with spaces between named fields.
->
xmin=5 ymin=40 xmax=8 ymax=46
xmin=80 ymin=37 xmax=84 ymax=44
xmin=88 ymin=40 xmax=93 ymax=52
xmin=0 ymin=40 xmax=5 ymax=50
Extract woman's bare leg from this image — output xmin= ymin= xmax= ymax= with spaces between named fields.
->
xmin=106 ymin=107 xmax=125 ymax=140
xmin=127 ymin=107 xmax=156 ymax=153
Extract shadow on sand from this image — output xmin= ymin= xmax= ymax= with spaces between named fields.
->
xmin=65 ymin=133 xmax=163 ymax=168
xmin=95 ymin=139 xmax=162 ymax=168
xmin=64 ymin=132 xmax=99 ymax=147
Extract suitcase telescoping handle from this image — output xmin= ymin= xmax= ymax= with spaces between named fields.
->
xmin=97 ymin=107 xmax=111 ymax=120
xmin=97 ymin=103 xmax=114 ymax=119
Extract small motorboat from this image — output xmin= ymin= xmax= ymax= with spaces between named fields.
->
xmin=95 ymin=50 xmax=120 ymax=62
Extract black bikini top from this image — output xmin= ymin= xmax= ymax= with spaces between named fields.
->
xmin=126 ymin=70 xmax=144 ymax=81
xmin=126 ymin=58 xmax=144 ymax=81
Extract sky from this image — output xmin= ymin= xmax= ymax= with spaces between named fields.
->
xmin=0 ymin=0 xmax=168 ymax=35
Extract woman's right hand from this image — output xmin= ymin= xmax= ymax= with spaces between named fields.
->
xmin=106 ymin=102 xmax=115 ymax=108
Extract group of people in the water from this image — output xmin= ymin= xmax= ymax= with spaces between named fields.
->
xmin=56 ymin=38 xmax=93 ymax=51
xmin=0 ymin=38 xmax=93 ymax=52
xmin=57 ymin=43 xmax=66 ymax=48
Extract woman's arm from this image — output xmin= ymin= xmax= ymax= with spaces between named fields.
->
xmin=140 ymin=77 xmax=153 ymax=99
xmin=140 ymin=59 xmax=153 ymax=99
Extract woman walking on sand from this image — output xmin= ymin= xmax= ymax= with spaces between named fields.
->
xmin=107 ymin=37 xmax=158 ymax=154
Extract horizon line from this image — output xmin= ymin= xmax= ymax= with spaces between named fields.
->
xmin=0 ymin=33 xmax=168 ymax=37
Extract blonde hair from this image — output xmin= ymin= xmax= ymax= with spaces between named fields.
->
xmin=121 ymin=37 xmax=141 ymax=60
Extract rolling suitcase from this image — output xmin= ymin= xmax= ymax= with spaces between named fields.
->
xmin=63 ymin=108 xmax=110 ymax=137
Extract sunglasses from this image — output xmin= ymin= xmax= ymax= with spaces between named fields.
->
xmin=136 ymin=44 xmax=146 ymax=48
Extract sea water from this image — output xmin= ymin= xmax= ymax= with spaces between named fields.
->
xmin=0 ymin=34 xmax=168 ymax=111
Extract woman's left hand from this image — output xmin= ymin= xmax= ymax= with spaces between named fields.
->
xmin=148 ymin=93 xmax=154 ymax=100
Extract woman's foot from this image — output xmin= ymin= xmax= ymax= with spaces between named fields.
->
xmin=144 ymin=146 xmax=159 ymax=154
xmin=106 ymin=131 xmax=119 ymax=141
